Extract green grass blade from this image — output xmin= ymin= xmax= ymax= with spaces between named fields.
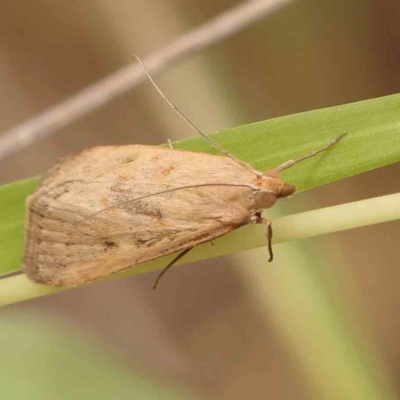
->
xmin=0 ymin=177 xmax=40 ymax=275
xmin=0 ymin=93 xmax=399 ymax=279
xmin=176 ymin=92 xmax=400 ymax=191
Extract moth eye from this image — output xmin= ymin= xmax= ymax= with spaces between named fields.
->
xmin=253 ymin=191 xmax=277 ymax=210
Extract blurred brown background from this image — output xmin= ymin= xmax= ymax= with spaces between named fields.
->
xmin=1 ymin=1 xmax=400 ymax=399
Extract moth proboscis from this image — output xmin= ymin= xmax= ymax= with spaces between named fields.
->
xmin=22 ymin=55 xmax=346 ymax=288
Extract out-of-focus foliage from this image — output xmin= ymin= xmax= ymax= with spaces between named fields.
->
xmin=1 ymin=312 xmax=198 ymax=400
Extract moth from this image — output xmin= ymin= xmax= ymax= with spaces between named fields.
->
xmin=23 ymin=56 xmax=345 ymax=288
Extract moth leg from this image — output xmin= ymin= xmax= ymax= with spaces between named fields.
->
xmin=167 ymin=138 xmax=174 ymax=149
xmin=153 ymin=247 xmax=194 ymax=289
xmin=254 ymin=215 xmax=274 ymax=262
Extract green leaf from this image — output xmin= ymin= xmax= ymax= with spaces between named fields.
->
xmin=1 ymin=93 xmax=399 ymax=277
xmin=175 ymin=93 xmax=400 ymax=191
xmin=0 ymin=177 xmax=40 ymax=275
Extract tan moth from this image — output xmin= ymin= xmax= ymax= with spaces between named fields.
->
xmin=23 ymin=56 xmax=345 ymax=288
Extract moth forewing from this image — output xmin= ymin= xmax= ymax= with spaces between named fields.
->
xmin=23 ymin=146 xmax=261 ymax=287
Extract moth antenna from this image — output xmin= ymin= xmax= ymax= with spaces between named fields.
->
xmin=133 ymin=53 xmax=261 ymax=178
xmin=80 ymin=182 xmax=260 ymax=223
xmin=276 ymin=133 xmax=347 ymax=172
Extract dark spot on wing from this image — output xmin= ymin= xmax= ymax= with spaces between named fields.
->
xmin=122 ymin=202 xmax=163 ymax=219
xmin=136 ymin=238 xmax=150 ymax=247
xmin=104 ymin=240 xmax=118 ymax=250
xmin=46 ymin=180 xmax=85 ymax=200
xmin=161 ymin=165 xmax=176 ymax=176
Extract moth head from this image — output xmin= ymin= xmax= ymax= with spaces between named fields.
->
xmin=253 ymin=169 xmax=296 ymax=209
xmin=277 ymin=182 xmax=296 ymax=198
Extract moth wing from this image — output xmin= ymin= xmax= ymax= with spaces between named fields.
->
xmin=24 ymin=145 xmax=257 ymax=286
